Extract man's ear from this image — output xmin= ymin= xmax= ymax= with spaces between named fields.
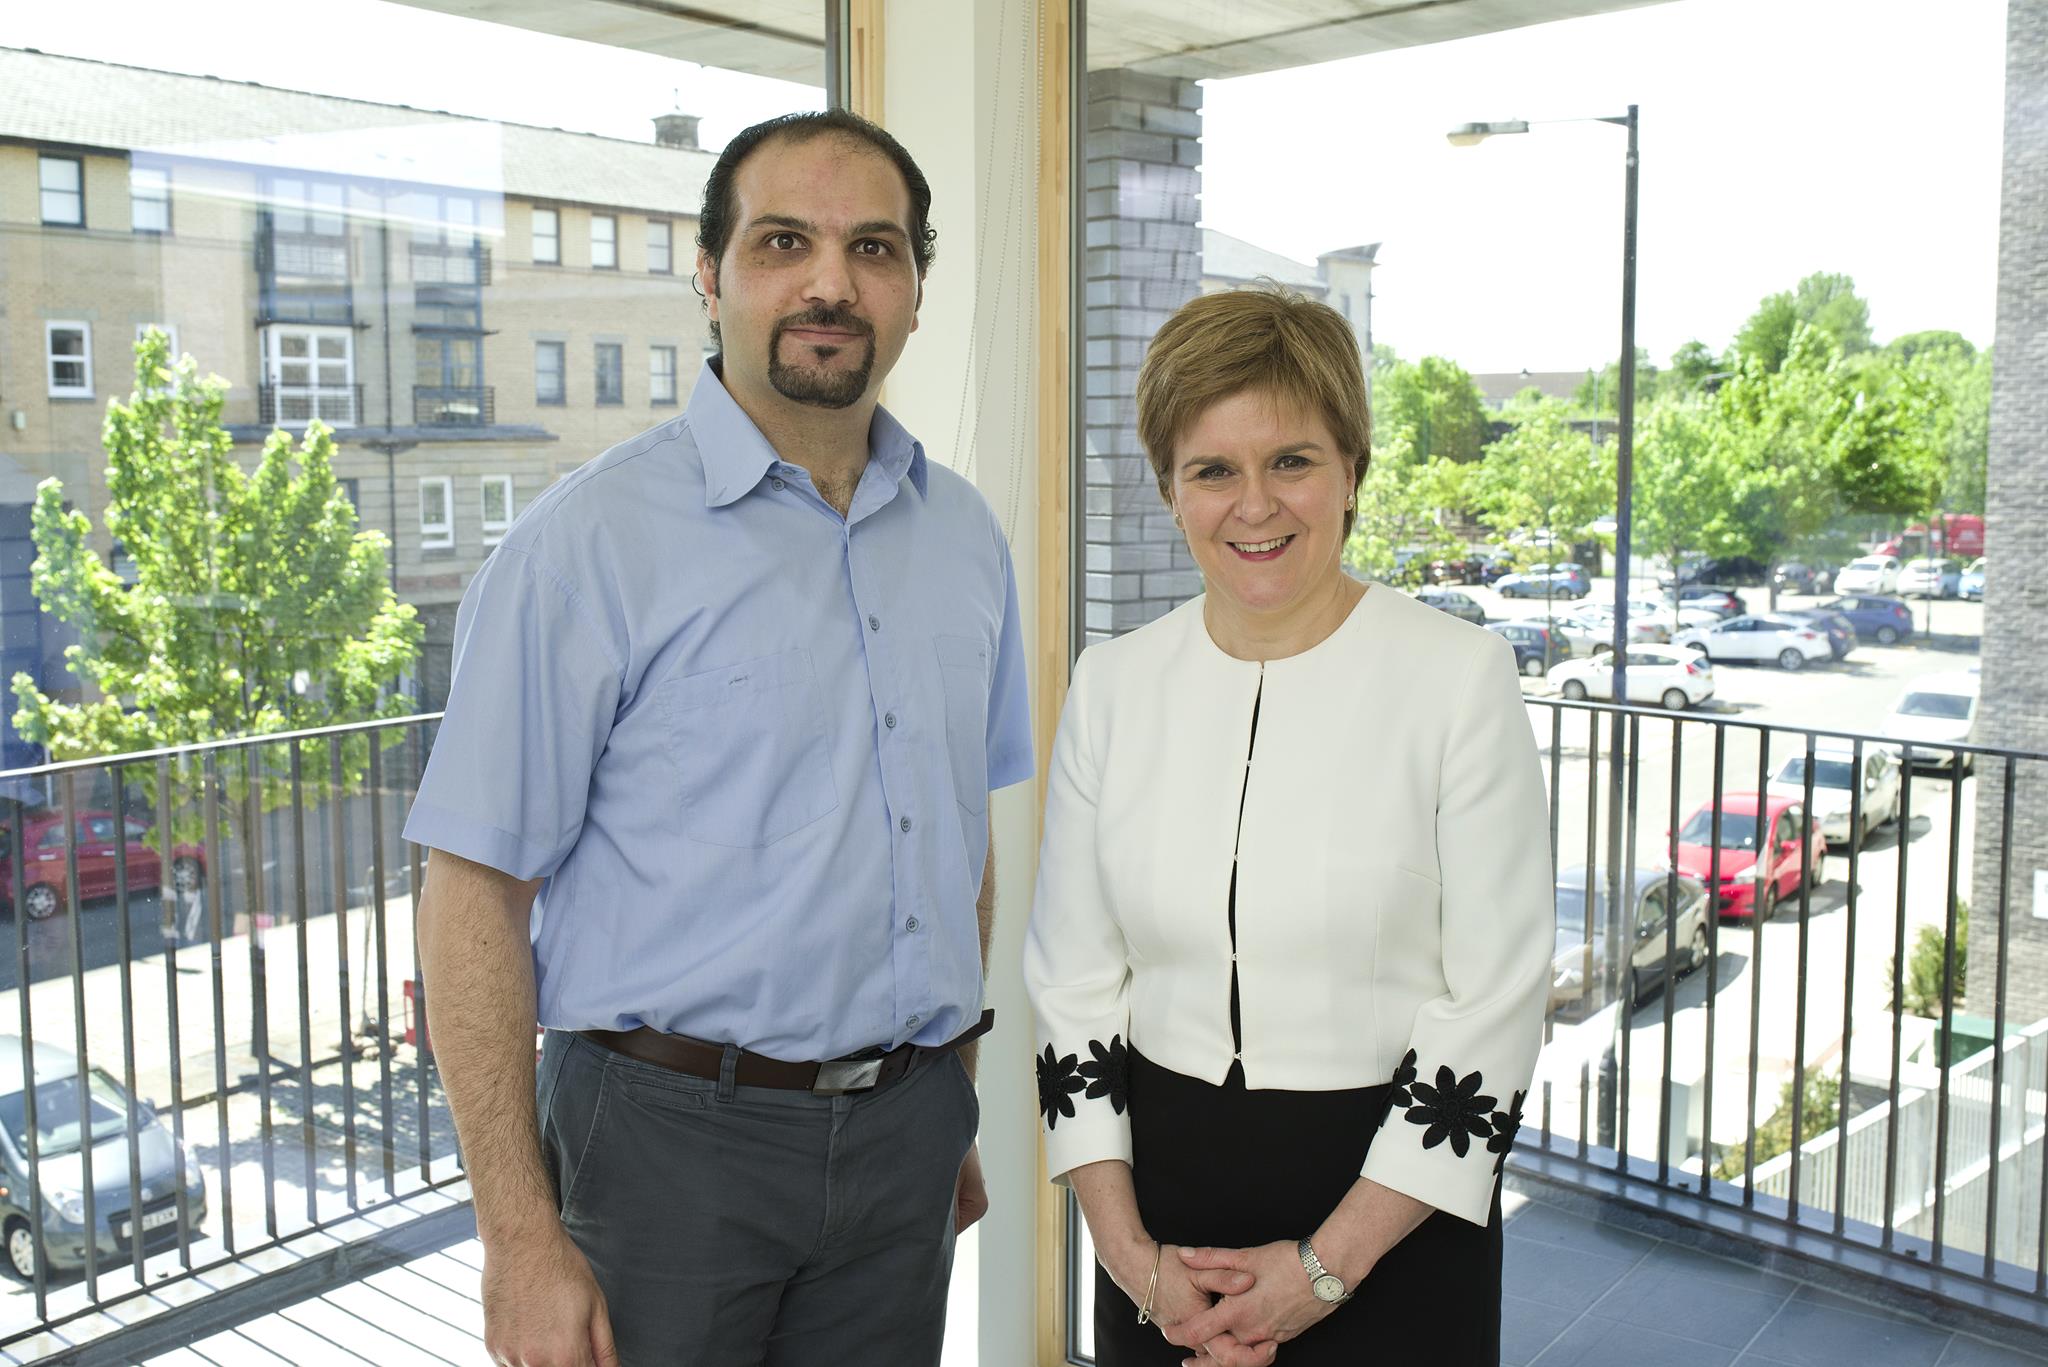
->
xmin=911 ymin=276 xmax=923 ymax=333
xmin=696 ymin=249 xmax=720 ymax=322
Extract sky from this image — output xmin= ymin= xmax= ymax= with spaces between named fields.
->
xmin=3 ymin=0 xmax=2010 ymax=376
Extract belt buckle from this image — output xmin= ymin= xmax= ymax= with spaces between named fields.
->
xmin=811 ymin=1058 xmax=884 ymax=1095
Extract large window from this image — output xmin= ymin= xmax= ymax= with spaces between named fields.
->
xmin=45 ymin=323 xmax=91 ymax=397
xmin=418 ymin=476 xmax=454 ymax=550
xmin=39 ymin=154 xmax=83 ymax=226
xmin=536 ymin=341 xmax=567 ymax=405
xmin=591 ymin=213 xmax=618 ymax=270
xmin=595 ymin=343 xmax=624 ymax=405
xmin=532 ymin=206 xmax=561 ymax=264
xmin=649 ymin=346 xmax=678 ymax=406
xmin=130 ymin=165 xmax=169 ymax=233
xmin=262 ymin=325 xmax=355 ymax=425
xmin=648 ymin=220 xmax=673 ymax=274
xmin=480 ymin=475 xmax=513 ymax=545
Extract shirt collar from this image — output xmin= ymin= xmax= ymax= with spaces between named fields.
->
xmin=689 ymin=358 xmax=928 ymax=509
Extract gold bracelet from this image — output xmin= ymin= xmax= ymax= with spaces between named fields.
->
xmin=1135 ymin=1241 xmax=1164 ymax=1325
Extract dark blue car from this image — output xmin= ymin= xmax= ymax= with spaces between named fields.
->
xmin=1815 ymin=594 xmax=1915 ymax=646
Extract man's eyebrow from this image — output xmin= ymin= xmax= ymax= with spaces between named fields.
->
xmin=745 ymin=213 xmax=816 ymax=234
xmin=847 ymin=220 xmax=909 ymax=240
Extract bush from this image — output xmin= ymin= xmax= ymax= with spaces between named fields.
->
xmin=1714 ymin=1070 xmax=1842 ymax=1182
xmin=1889 ymin=901 xmax=1968 ymax=1019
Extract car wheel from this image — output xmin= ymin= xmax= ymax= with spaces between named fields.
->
xmin=1807 ymin=857 xmax=1823 ymax=891
xmin=1561 ymin=679 xmax=1589 ymax=702
xmin=1661 ymin=688 xmax=1688 ymax=711
xmin=1688 ymin=922 xmax=1709 ymax=971
xmin=1778 ymin=648 xmax=1806 ymax=671
xmin=171 ymin=856 xmax=203 ymax=896
xmin=23 ymin=883 xmax=59 ymax=921
xmin=1875 ymin=625 xmax=1899 ymax=645
xmin=5 ymin=1218 xmax=37 ymax=1282
xmin=1521 ymin=655 xmax=1546 ymax=678
xmin=1628 ymin=966 xmax=1643 ymax=1007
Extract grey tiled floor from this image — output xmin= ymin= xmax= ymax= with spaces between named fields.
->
xmin=1502 ymin=1195 xmax=2048 ymax=1367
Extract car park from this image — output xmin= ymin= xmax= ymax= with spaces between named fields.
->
xmin=1898 ymin=557 xmax=1962 ymax=598
xmin=1883 ymin=672 xmax=1981 ymax=774
xmin=1772 ymin=561 xmax=1834 ymax=595
xmin=0 ymin=812 xmax=206 ymax=922
xmin=1549 ymin=865 xmax=1713 ymax=1016
xmin=1835 ymin=555 xmax=1903 ymax=595
xmin=1672 ymin=792 xmax=1827 ymax=921
xmin=1766 ymin=742 xmax=1902 ymax=850
xmin=1488 ymin=621 xmax=1569 ymax=677
xmin=1961 ymin=557 xmax=1985 ymax=601
xmin=1813 ymin=594 xmax=1915 ymax=645
xmin=1777 ymin=607 xmax=1856 ymax=660
xmin=1674 ymin=586 xmax=1745 ymax=619
xmin=0 ymin=1036 xmax=208 ymax=1278
xmin=1413 ymin=586 xmax=1486 ymax=625
xmin=1672 ymin=614 xmax=1832 ymax=671
xmin=1496 ymin=562 xmax=1590 ymax=599
xmin=1548 ymin=646 xmax=1715 ymax=711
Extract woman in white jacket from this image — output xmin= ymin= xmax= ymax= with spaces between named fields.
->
xmin=1025 ymin=286 xmax=1552 ymax=1366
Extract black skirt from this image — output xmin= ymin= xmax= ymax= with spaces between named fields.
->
xmin=1092 ymin=1048 xmax=1503 ymax=1366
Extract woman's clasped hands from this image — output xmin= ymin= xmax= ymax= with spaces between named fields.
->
xmin=1157 ymin=1241 xmax=1352 ymax=1367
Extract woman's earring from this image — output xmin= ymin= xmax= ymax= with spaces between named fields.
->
xmin=1173 ymin=511 xmax=1183 ymax=529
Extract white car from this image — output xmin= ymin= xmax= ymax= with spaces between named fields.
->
xmin=1835 ymin=555 xmax=1902 ymax=595
xmin=1507 ymin=614 xmax=1609 ymax=658
xmin=1569 ymin=605 xmax=1668 ymax=645
xmin=1766 ymin=742 xmax=1902 ymax=849
xmin=1548 ymin=646 xmax=1715 ymax=711
xmin=1898 ymin=557 xmax=1961 ymax=598
xmin=1673 ymin=614 xmax=1832 ymax=670
xmin=1884 ymin=672 xmax=1981 ymax=773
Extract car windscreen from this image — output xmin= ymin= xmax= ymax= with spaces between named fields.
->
xmin=1553 ymin=886 xmax=1601 ymax=953
xmin=1678 ymin=809 xmax=1759 ymax=850
xmin=0 ymin=1067 xmax=135 ymax=1156
xmin=1777 ymin=758 xmax=1856 ymax=790
xmin=1898 ymin=691 xmax=1973 ymax=720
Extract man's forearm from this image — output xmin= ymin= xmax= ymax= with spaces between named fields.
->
xmin=961 ymin=825 xmax=996 ymax=1081
xmin=415 ymin=850 xmax=556 ymax=1246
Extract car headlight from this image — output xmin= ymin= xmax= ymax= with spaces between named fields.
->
xmin=44 ymin=1187 xmax=84 ymax=1224
xmin=1735 ymin=865 xmax=1766 ymax=884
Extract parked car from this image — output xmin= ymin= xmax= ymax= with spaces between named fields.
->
xmin=1662 ymin=556 xmax=1768 ymax=588
xmin=1424 ymin=554 xmax=1486 ymax=585
xmin=1672 ymin=792 xmax=1827 ymax=921
xmin=1413 ymin=586 xmax=1486 ymax=625
xmin=1813 ymin=594 xmax=1914 ymax=646
xmin=1960 ymin=557 xmax=1986 ymax=601
xmin=1567 ymin=603 xmax=1667 ymax=646
xmin=1675 ymin=586 xmax=1745 ymax=619
xmin=1548 ymin=646 xmax=1714 ymax=711
xmin=1834 ymin=555 xmax=1903 ymax=595
xmin=1898 ymin=557 xmax=1962 ymax=599
xmin=1488 ymin=621 xmax=1569 ymax=677
xmin=1507 ymin=614 xmax=1610 ymax=658
xmin=1495 ymin=563 xmax=1590 ymax=599
xmin=1766 ymin=741 xmax=1902 ymax=851
xmin=1883 ymin=671 xmax=1981 ymax=774
xmin=1777 ymin=607 xmax=1856 ymax=660
xmin=0 ymin=1035 xmax=208 ymax=1278
xmin=1672 ymin=615 xmax=1832 ymax=671
xmin=0 ymin=812 xmax=206 ymax=922
xmin=1772 ymin=561 xmax=1834 ymax=595
xmin=1549 ymin=865 xmax=1713 ymax=1016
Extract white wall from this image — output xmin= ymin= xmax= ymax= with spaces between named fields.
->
xmin=883 ymin=3 xmax=1048 ymax=1365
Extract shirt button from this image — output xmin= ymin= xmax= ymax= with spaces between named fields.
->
xmin=884 ymin=712 xmax=897 ymax=729
xmin=906 ymin=1015 xmax=921 ymax=1031
xmin=905 ymin=917 xmax=919 ymax=932
xmin=771 ymin=477 xmax=786 ymax=491
xmin=899 ymin=816 xmax=912 ymax=833
xmin=868 ymin=614 xmax=881 ymax=631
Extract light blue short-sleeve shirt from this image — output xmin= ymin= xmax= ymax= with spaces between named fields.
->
xmin=403 ymin=362 xmax=1034 ymax=1060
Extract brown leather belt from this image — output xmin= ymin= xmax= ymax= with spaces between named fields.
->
xmin=580 ymin=1008 xmax=995 ymax=1096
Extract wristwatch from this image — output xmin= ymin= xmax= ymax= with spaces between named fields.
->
xmin=1297 ymin=1237 xmax=1352 ymax=1305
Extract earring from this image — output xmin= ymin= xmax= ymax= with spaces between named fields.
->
xmin=1345 ymin=497 xmax=1356 ymax=511
xmin=1173 ymin=511 xmax=1183 ymax=528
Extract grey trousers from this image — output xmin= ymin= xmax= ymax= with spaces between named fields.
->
xmin=537 ymin=1029 xmax=979 ymax=1367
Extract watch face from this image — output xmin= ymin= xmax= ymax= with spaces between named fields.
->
xmin=1312 ymin=1273 xmax=1346 ymax=1302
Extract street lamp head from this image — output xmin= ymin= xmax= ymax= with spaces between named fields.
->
xmin=1447 ymin=120 xmax=1530 ymax=146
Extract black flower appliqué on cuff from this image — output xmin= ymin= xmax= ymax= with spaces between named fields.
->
xmin=1037 ymin=1044 xmax=1084 ymax=1130
xmin=1404 ymin=1065 xmax=1498 ymax=1158
xmin=1079 ymin=1035 xmax=1129 ymax=1114
xmin=1488 ymin=1090 xmax=1527 ymax=1174
xmin=1389 ymin=1049 xmax=1419 ymax=1109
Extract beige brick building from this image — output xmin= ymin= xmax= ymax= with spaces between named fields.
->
xmin=0 ymin=47 xmax=720 ymax=736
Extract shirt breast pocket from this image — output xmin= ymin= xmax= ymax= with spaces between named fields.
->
xmin=657 ymin=648 xmax=839 ymax=848
xmin=935 ymin=635 xmax=990 ymax=817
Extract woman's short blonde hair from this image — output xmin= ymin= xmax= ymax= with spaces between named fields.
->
xmin=1135 ymin=284 xmax=1372 ymax=536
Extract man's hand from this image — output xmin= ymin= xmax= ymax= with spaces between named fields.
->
xmin=482 ymin=1223 xmax=619 ymax=1367
xmin=955 ymin=1143 xmax=990 ymax=1232
xmin=1162 ymin=1242 xmax=1336 ymax=1365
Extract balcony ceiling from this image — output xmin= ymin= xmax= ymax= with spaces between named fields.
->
xmin=380 ymin=1 xmax=1673 ymax=83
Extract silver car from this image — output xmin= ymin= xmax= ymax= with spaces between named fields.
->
xmin=1767 ymin=743 xmax=1902 ymax=850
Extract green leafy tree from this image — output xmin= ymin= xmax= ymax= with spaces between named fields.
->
xmin=1732 ymin=272 xmax=1874 ymax=372
xmin=1572 ymin=347 xmax=1656 ymax=415
xmin=1374 ymin=356 xmax=1491 ymax=464
xmin=1628 ymin=397 xmax=1752 ymax=600
xmin=1665 ymin=340 xmax=1722 ymax=394
xmin=1343 ymin=423 xmax=1472 ymax=584
xmin=1477 ymin=399 xmax=1615 ymax=593
xmin=12 ymin=331 xmax=421 ymax=771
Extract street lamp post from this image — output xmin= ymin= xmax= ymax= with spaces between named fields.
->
xmin=1453 ymin=107 xmax=1641 ymax=1148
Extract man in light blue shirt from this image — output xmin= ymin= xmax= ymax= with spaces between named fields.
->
xmin=407 ymin=110 xmax=1032 ymax=1367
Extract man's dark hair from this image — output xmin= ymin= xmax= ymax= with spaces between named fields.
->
xmin=696 ymin=109 xmax=938 ymax=293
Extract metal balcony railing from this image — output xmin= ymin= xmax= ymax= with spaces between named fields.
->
xmin=412 ymin=385 xmax=493 ymax=427
xmin=257 ymin=383 xmax=361 ymax=428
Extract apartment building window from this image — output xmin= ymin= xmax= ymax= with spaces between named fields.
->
xmin=40 ymin=155 xmax=84 ymax=226
xmin=648 ymin=220 xmax=673 ymax=274
xmin=595 ymin=343 xmax=624 ymax=404
xmin=136 ymin=322 xmax=179 ymax=353
xmin=262 ymin=325 xmax=356 ymax=425
xmin=419 ymin=477 xmax=454 ymax=550
xmin=591 ymin=214 xmax=618 ymax=270
xmin=532 ymin=207 xmax=560 ymax=264
xmin=130 ymin=165 xmax=169 ymax=233
xmin=536 ymin=341 xmax=566 ymax=405
xmin=338 ymin=477 xmax=362 ymax=527
xmin=270 ymin=177 xmax=345 ymax=237
xmin=649 ymin=346 xmax=678 ymax=405
xmin=46 ymin=323 xmax=92 ymax=397
xmin=481 ymin=476 xmax=514 ymax=545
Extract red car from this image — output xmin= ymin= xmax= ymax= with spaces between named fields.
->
xmin=0 ymin=811 xmax=206 ymax=921
xmin=1672 ymin=792 xmax=1827 ymax=921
